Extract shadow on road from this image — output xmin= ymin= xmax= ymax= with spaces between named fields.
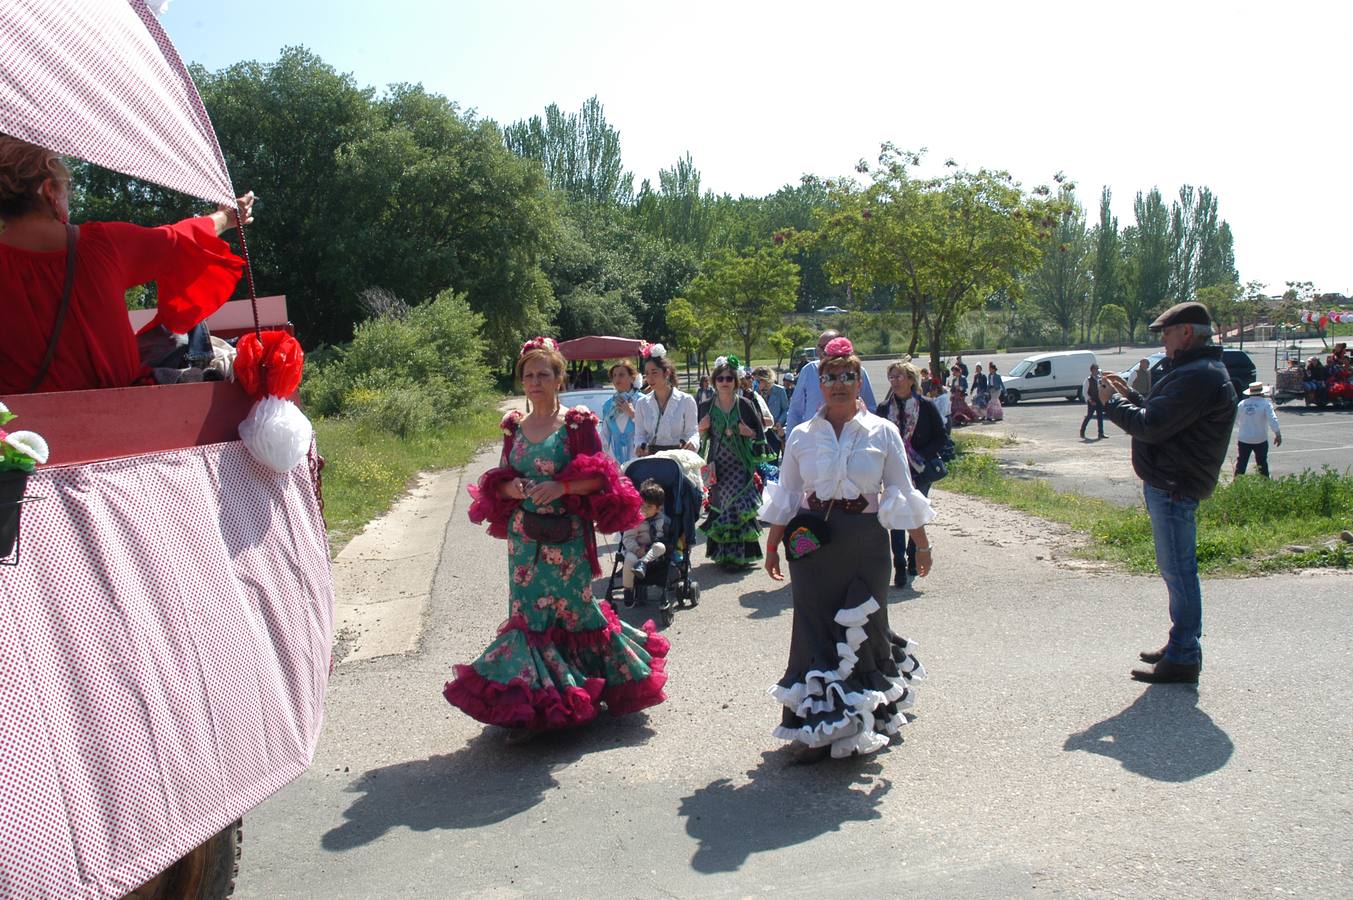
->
xmin=677 ymin=749 xmax=891 ymax=873
xmin=737 ymin=582 xmax=792 ymax=619
xmin=320 ymin=717 xmax=657 ymax=852
xmin=1063 ymin=685 xmax=1233 ymax=782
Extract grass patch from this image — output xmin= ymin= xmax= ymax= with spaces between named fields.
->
xmin=314 ymin=405 xmax=504 ymax=554
xmin=945 ymin=445 xmax=1353 ymax=576
xmin=951 ymin=431 xmax=1018 ymax=452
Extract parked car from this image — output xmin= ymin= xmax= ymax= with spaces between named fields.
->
xmin=1001 ymin=350 xmax=1098 ymax=404
xmin=1118 ymin=349 xmax=1256 ymax=397
xmin=814 ymin=305 xmax=847 ymax=315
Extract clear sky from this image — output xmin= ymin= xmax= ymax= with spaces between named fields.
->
xmin=162 ymin=0 xmax=1350 ymax=296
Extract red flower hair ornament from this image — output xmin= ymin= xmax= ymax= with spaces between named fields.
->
xmin=823 ymin=337 xmax=855 ymax=357
xmin=235 ymin=329 xmax=313 ymax=474
xmin=520 ymin=336 xmax=560 ymax=357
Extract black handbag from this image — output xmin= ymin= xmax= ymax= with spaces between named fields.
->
xmin=782 ymin=512 xmax=832 ymax=561
xmin=921 ymin=456 xmax=948 ymax=484
xmin=520 ymin=510 xmax=574 ymax=544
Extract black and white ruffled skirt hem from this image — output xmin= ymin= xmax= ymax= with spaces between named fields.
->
xmin=770 ymin=596 xmax=925 ymax=758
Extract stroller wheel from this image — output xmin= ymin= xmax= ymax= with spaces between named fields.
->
xmin=660 ymin=605 xmax=676 ymax=627
xmin=688 ymin=582 xmax=700 ymax=607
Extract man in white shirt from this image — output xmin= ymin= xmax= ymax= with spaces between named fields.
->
xmin=785 ymin=330 xmax=877 ymax=432
xmin=1234 ymin=381 xmax=1282 ymax=477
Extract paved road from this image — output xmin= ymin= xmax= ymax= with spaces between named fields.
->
xmin=233 ymin=446 xmax=1352 ymax=898
xmin=859 ymin=344 xmax=1353 ymax=507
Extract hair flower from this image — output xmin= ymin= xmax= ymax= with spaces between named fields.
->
xmin=643 ymin=342 xmax=667 ymax=360
xmin=520 ymin=336 xmax=560 ymax=358
xmin=824 ymin=337 xmax=854 ymax=357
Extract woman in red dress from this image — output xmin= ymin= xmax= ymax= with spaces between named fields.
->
xmin=0 ymin=135 xmax=254 ymax=394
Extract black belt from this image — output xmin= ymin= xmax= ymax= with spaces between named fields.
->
xmin=806 ymin=493 xmax=868 ymax=514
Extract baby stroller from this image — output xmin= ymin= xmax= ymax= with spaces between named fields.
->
xmin=605 ymin=455 xmax=701 ymax=627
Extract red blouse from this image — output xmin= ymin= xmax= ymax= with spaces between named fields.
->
xmin=0 ymin=217 xmax=244 ymax=394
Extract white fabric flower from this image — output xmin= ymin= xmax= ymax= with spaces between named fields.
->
xmin=4 ymin=431 xmax=49 ymax=465
xmin=648 ymin=343 xmax=667 ymax=359
xmin=239 ymin=397 xmax=312 ymax=474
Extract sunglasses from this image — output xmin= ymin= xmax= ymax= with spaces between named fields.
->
xmin=819 ymin=371 xmax=860 ymax=385
xmin=714 ymin=375 xmax=736 ymax=383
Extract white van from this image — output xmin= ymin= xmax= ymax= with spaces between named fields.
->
xmin=1000 ymin=350 xmax=1097 ymax=405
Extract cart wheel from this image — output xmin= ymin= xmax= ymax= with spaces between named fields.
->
xmin=126 ymin=819 xmax=242 ymax=900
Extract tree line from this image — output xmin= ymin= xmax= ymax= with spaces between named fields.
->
xmin=71 ymin=46 xmax=1269 ymax=376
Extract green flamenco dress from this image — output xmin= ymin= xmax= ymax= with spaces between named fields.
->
xmin=446 ymin=413 xmax=668 ymax=730
xmin=699 ymin=401 xmax=769 ymax=568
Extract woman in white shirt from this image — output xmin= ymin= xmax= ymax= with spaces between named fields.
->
xmin=635 ymin=346 xmax=699 ymax=455
xmin=760 ymin=337 xmax=935 ymax=764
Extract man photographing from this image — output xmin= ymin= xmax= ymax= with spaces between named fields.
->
xmin=1097 ymin=301 xmax=1237 ymax=684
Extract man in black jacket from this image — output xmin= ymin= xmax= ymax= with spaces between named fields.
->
xmin=1099 ymin=301 xmax=1237 ymax=684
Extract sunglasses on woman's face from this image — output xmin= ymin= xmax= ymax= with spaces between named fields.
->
xmin=715 ymin=375 xmax=736 ymax=383
xmin=819 ymin=371 xmax=859 ymax=385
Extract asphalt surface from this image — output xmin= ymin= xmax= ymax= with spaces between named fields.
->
xmin=859 ymin=343 xmax=1353 ymax=507
xmin=233 ymin=443 xmax=1353 ymax=899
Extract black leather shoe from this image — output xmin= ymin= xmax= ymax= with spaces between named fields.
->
xmin=1130 ymin=659 xmax=1200 ymax=684
xmin=1139 ymin=646 xmax=1167 ymax=664
xmin=894 ymin=569 xmax=908 ymax=589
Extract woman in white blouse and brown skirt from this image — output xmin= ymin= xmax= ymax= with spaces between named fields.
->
xmin=760 ymin=338 xmax=935 ymax=764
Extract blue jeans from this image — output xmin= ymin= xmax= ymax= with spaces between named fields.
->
xmin=890 ymin=479 xmax=932 ymax=576
xmin=1143 ymin=483 xmax=1203 ymax=665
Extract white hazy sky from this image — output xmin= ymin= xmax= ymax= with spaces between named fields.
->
xmin=163 ymin=0 xmax=1350 ymax=295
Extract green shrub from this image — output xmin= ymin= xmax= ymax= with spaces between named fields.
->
xmin=300 ymin=290 xmax=492 ymax=431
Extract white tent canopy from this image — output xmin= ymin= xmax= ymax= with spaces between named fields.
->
xmin=0 ymin=0 xmax=234 ymax=204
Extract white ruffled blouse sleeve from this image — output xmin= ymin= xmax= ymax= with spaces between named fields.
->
xmin=877 ymin=421 xmax=935 ymax=530
xmin=759 ymin=427 xmax=806 ymax=525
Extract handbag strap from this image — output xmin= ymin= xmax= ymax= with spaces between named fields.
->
xmin=26 ymin=224 xmax=79 ymax=393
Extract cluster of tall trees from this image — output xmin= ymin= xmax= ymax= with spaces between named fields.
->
xmin=70 ymin=47 xmax=1249 ymax=372
xmin=1026 ymin=183 xmax=1238 ymax=347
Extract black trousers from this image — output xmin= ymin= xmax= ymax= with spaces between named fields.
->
xmin=1080 ymin=405 xmax=1105 ymax=437
xmin=1235 ymin=440 xmax=1270 ymax=477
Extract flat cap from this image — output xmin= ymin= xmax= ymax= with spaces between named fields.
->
xmin=1149 ymin=301 xmax=1212 ymax=332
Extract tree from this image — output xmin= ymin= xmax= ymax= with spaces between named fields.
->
xmin=1097 ymin=303 xmax=1128 ymax=350
xmin=686 ymin=247 xmax=800 ymax=362
xmin=811 ymin=146 xmax=1060 ymax=375
xmin=1090 ymin=187 xmax=1121 ymax=342
xmin=767 ymin=329 xmax=797 ymax=368
xmin=1028 ymin=183 xmax=1092 ymax=346
xmin=634 ymin=153 xmax=715 ymax=250
xmin=1124 ymin=188 xmax=1172 ymax=340
xmin=665 ymin=296 xmax=721 ymax=374
xmin=502 ymin=96 xmax=633 ymax=207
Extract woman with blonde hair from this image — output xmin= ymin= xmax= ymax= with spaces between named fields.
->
xmin=761 ymin=337 xmax=933 ymax=763
xmin=449 ymin=337 xmax=669 ymax=742
xmin=875 ymin=360 xmax=948 ymax=588
xmin=0 ymin=134 xmax=254 ymax=393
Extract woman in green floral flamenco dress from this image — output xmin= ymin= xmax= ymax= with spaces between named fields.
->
xmin=697 ymin=356 xmax=771 ymax=569
xmin=446 ymin=337 xmax=669 ymax=742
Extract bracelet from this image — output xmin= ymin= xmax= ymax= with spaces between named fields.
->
xmin=916 ymin=547 xmax=932 ymax=554
xmin=561 ymin=481 xmax=571 ymax=496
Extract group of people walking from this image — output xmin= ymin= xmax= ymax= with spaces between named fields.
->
xmin=447 ymin=331 xmax=937 ymax=763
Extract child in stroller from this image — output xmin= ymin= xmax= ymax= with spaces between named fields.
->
xmin=606 ymin=454 xmax=702 ymax=626
xmin=621 ymin=480 xmax=670 ymax=608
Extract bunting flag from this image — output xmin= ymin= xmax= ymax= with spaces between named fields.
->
xmin=0 ymin=0 xmax=234 ymax=204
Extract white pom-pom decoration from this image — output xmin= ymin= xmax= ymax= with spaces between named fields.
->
xmin=239 ymin=396 xmax=313 ymax=474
